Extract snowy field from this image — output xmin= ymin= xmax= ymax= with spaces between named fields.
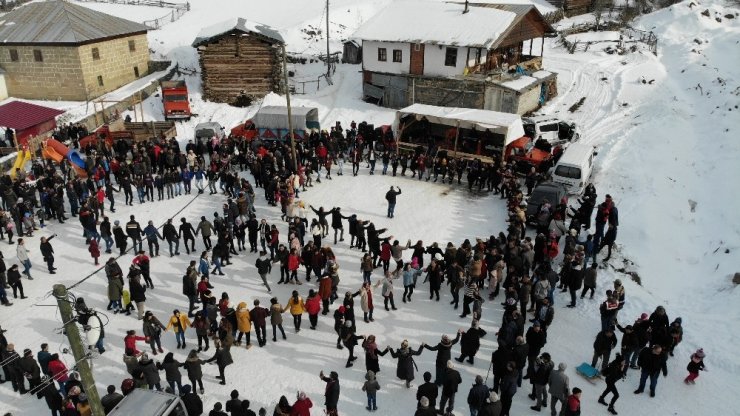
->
xmin=1 ymin=0 xmax=739 ymax=415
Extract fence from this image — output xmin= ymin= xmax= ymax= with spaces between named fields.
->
xmin=289 ymin=74 xmax=332 ymax=95
xmin=75 ymin=0 xmax=190 ymax=30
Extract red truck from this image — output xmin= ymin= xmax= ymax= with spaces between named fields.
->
xmin=161 ymin=81 xmax=191 ymax=121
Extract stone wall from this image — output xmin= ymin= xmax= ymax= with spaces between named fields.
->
xmin=78 ymin=33 xmax=150 ymax=98
xmin=0 ymin=45 xmax=86 ymax=100
xmin=0 ymin=33 xmax=149 ymax=101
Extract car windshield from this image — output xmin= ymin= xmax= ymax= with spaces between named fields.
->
xmin=164 ymin=94 xmax=188 ymax=102
xmin=555 ymin=165 xmax=581 ymax=179
xmin=196 ymin=129 xmax=215 ymax=138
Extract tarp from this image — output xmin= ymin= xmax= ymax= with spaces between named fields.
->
xmin=252 ymin=106 xmax=320 ymax=130
xmin=394 ymin=103 xmax=524 ymax=147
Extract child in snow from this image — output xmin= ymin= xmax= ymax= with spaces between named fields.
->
xmin=362 ymin=370 xmax=381 ymax=411
xmin=684 ymin=348 xmax=706 ymax=384
xmin=89 ymin=239 xmax=101 ymax=265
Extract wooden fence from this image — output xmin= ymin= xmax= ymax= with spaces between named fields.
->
xmin=75 ymin=0 xmax=190 ymax=30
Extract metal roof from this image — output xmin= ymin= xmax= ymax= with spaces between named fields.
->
xmin=0 ymin=0 xmax=148 ymax=45
xmin=0 ymin=101 xmax=64 ymax=130
xmin=192 ymin=17 xmax=284 ymax=47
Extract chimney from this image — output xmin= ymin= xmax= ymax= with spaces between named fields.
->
xmin=463 ymin=0 xmax=469 ymax=14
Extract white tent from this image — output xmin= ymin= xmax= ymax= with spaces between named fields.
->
xmin=394 ymin=103 xmax=524 ymax=148
xmin=252 ymin=106 xmax=319 ymax=130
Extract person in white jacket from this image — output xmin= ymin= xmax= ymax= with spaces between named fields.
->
xmin=16 ymin=238 xmax=32 ymax=279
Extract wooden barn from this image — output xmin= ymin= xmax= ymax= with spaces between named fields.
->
xmin=192 ymin=18 xmax=284 ymax=105
xmin=341 ymin=40 xmax=362 ymax=64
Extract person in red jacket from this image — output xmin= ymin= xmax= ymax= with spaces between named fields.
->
xmin=291 ymin=391 xmax=313 ymax=416
xmin=564 ymin=387 xmax=581 ymax=416
xmin=123 ymin=329 xmax=147 ymax=356
xmin=305 ymin=289 xmax=322 ymax=330
xmin=379 ymin=241 xmax=392 ymax=273
xmin=287 ymin=248 xmax=301 ymax=284
xmin=88 ymin=239 xmax=101 ymax=265
xmin=47 ymin=353 xmax=69 ymax=394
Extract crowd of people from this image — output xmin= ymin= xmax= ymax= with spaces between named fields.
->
xmin=0 ymin=119 xmax=705 ymax=416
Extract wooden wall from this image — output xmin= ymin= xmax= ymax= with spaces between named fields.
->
xmin=497 ymin=10 xmax=549 ymax=49
xmin=198 ymin=33 xmax=282 ymax=104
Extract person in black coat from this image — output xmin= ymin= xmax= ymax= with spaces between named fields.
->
xmin=206 ymin=340 xmax=233 ymax=385
xmin=592 ymin=327 xmax=618 ymax=371
xmin=319 ymin=370 xmax=340 ymax=415
xmin=456 ymin=320 xmax=487 ymax=365
xmin=179 ymin=218 xmax=197 ymax=254
xmin=101 ymin=385 xmax=124 ymax=414
xmin=39 ymin=234 xmax=57 ymax=273
xmin=181 ymin=384 xmax=203 ymax=415
xmin=525 ymin=323 xmax=547 ymax=377
xmin=599 ymin=353 xmax=625 ymax=414
xmin=491 ymin=344 xmax=513 ymax=393
xmin=423 ymin=331 xmax=461 ymax=386
xmin=634 ymin=344 xmax=668 ymax=397
xmin=467 ymin=374 xmax=490 ymax=415
xmin=416 ymin=371 xmax=438 ymax=409
xmin=162 ymin=219 xmax=180 ymax=257
xmin=18 ymin=348 xmax=41 ymax=391
xmin=439 ymin=361 xmax=462 ymax=414
xmin=389 ymin=340 xmax=423 ymax=388
xmin=385 ymin=186 xmax=401 ymax=218
xmin=36 ymin=376 xmax=63 ymax=415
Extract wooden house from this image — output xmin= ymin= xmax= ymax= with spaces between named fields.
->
xmin=192 ymin=18 xmax=284 ymax=105
xmin=342 ymin=40 xmax=362 ymax=64
xmin=352 ymin=1 xmax=557 ymax=114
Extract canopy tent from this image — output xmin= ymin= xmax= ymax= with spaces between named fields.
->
xmin=393 ymin=103 xmax=524 ymax=148
xmin=252 ymin=106 xmax=320 ymax=131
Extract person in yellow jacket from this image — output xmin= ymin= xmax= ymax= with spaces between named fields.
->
xmin=284 ymin=290 xmax=306 ymax=333
xmin=165 ymin=309 xmax=191 ymax=349
xmin=235 ymin=301 xmax=253 ymax=349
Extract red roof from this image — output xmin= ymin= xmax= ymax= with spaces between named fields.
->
xmin=0 ymin=101 xmax=65 ymax=131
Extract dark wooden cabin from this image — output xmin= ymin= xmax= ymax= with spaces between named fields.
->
xmin=192 ymin=18 xmax=284 ymax=104
xmin=341 ymin=40 xmax=362 ymax=64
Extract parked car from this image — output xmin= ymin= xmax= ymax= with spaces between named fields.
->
xmin=523 ymin=117 xmax=580 ymax=144
xmin=195 ymin=122 xmax=225 ymax=142
xmin=550 ymin=143 xmax=597 ymax=195
xmin=525 ymin=181 xmax=568 ymax=225
xmin=108 ymin=388 xmax=188 ymax=416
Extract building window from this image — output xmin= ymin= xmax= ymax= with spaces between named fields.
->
xmin=9 ymin=49 xmax=18 ymax=62
xmin=475 ymin=48 xmax=482 ymax=65
xmin=97 ymin=75 xmax=104 ymax=87
xmin=444 ymin=47 xmax=457 ymax=67
xmin=128 ymin=40 xmax=136 ymax=52
xmin=133 ymin=66 xmax=140 ymax=78
xmin=392 ymin=49 xmax=402 ymax=63
xmin=33 ymin=50 xmax=43 ymax=62
xmin=377 ymin=48 xmax=387 ymax=62
xmin=92 ymin=47 xmax=100 ymax=60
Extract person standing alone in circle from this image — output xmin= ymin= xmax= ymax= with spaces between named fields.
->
xmin=385 ymin=186 xmax=402 ymax=218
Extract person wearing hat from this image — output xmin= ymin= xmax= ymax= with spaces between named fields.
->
xmin=529 ymin=353 xmax=553 ymax=411
xmin=422 ymin=331 xmax=462 ymax=386
xmin=77 ymin=392 xmax=92 ymax=416
xmin=319 ymin=370 xmax=340 ymax=415
xmin=389 ymin=340 xmax=424 ymax=388
xmin=19 ymin=347 xmax=41 ymax=391
xmin=684 ymin=348 xmax=706 ymax=385
xmin=467 ymin=374 xmax=490 ymax=416
xmin=113 ymin=220 xmax=128 ymax=256
xmin=125 ymin=215 xmax=144 ymax=253
xmin=292 ymin=390 xmax=314 ymax=415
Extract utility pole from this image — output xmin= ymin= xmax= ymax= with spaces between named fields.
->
xmin=53 ymin=284 xmax=105 ymax=416
xmin=326 ymin=0 xmax=332 ymax=83
xmin=281 ymin=45 xmax=298 ymax=172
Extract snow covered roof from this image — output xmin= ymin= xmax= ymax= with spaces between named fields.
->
xmin=395 ymin=103 xmax=524 ymax=145
xmin=352 ymin=0 xmax=517 ymax=48
xmin=0 ymin=0 xmax=148 ymax=45
xmin=192 ymin=17 xmax=283 ymax=47
xmin=252 ymin=106 xmax=319 ymax=130
xmin=497 ymin=70 xmax=555 ymax=91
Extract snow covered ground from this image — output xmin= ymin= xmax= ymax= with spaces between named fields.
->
xmin=0 ymin=0 xmax=739 ymax=415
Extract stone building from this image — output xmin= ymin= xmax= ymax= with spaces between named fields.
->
xmin=0 ymin=0 xmax=149 ymax=101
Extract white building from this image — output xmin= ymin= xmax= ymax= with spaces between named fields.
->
xmin=351 ymin=0 xmax=558 ymax=114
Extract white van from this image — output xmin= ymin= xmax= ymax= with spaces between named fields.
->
xmin=551 ymin=143 xmax=597 ymax=195
xmin=108 ymin=389 xmax=188 ymax=416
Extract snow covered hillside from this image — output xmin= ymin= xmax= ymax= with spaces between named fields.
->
xmin=0 ymin=0 xmax=738 ymax=415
